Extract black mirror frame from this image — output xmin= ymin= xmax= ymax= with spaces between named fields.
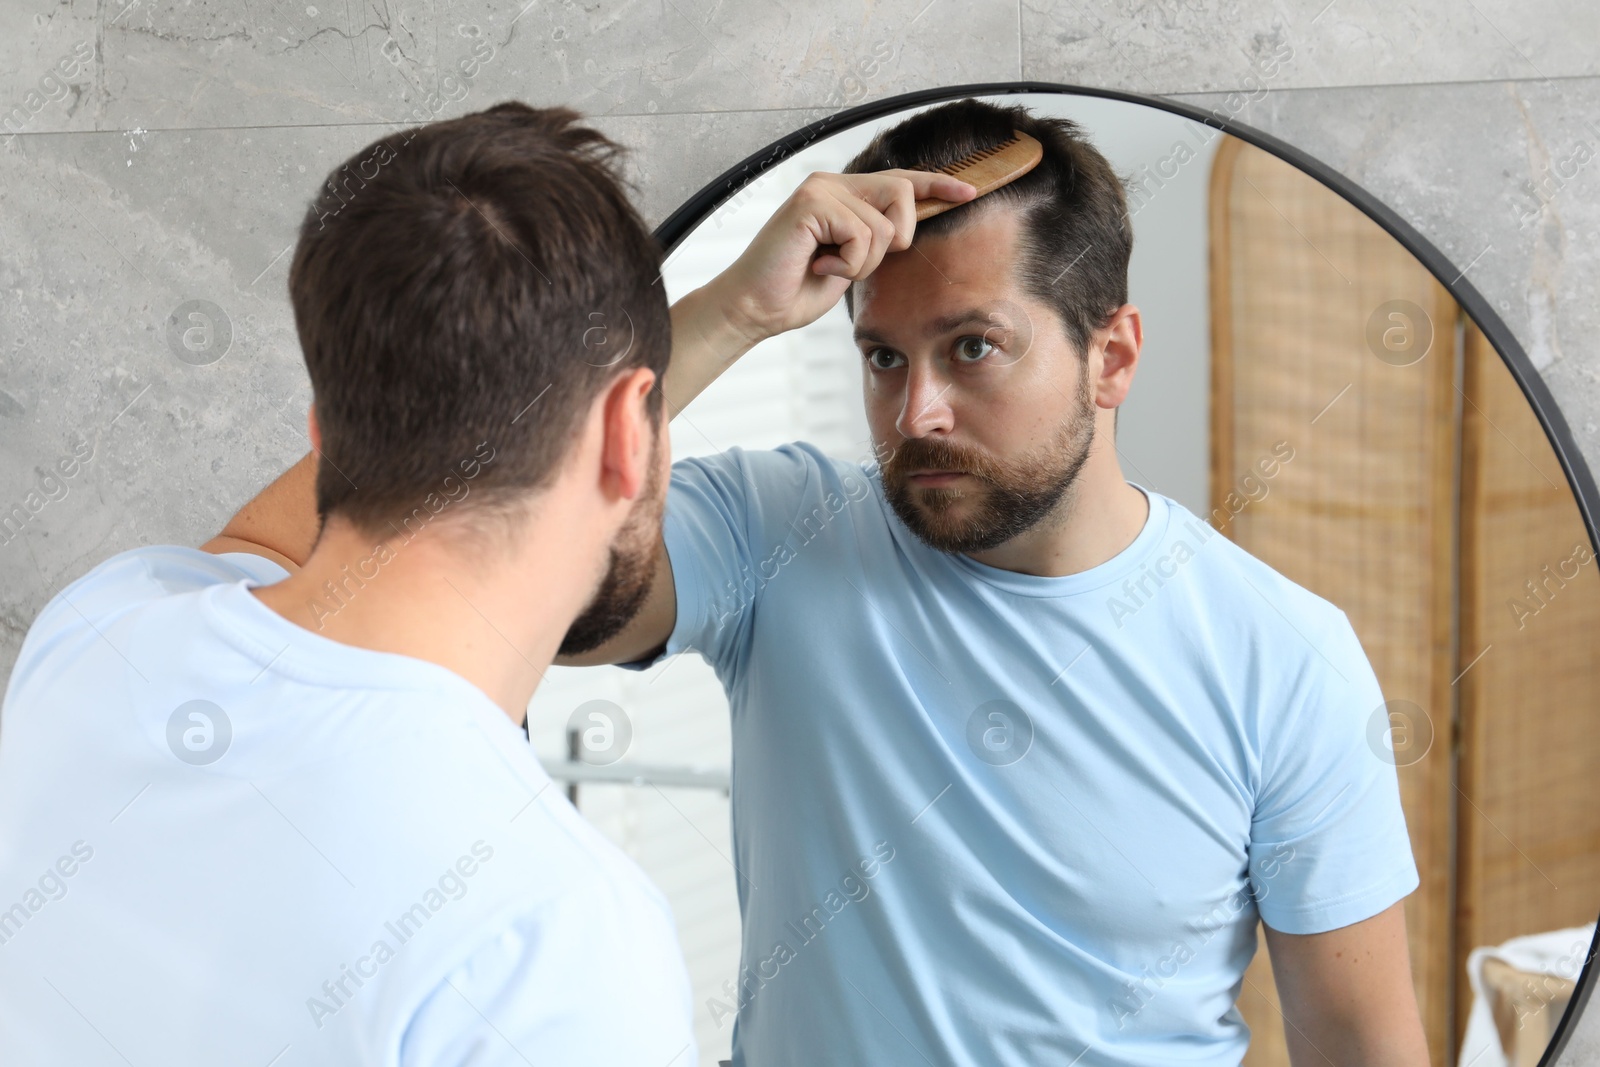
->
xmin=651 ymin=80 xmax=1600 ymax=1067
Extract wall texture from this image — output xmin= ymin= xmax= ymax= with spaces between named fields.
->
xmin=2 ymin=0 xmax=1597 ymax=1061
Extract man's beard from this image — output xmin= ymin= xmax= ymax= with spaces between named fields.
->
xmin=880 ymin=365 xmax=1097 ymax=554
xmin=558 ymin=435 xmax=666 ymax=657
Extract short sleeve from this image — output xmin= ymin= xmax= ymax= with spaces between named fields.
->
xmin=1248 ymin=610 xmax=1421 ymax=935
xmin=399 ymin=890 xmax=696 ymax=1067
xmin=616 ymin=443 xmax=826 ymax=682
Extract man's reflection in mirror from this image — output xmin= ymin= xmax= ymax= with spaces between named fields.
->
xmin=598 ymin=98 xmax=1429 ymax=1066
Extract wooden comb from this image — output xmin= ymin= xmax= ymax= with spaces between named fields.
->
xmin=913 ymin=129 xmax=1044 ymax=221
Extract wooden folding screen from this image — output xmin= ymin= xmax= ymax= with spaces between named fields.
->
xmin=1213 ymin=134 xmax=1600 ymax=1067
xmin=1456 ymin=320 xmax=1600 ymax=1053
xmin=1210 ymin=135 xmax=1459 ymax=1067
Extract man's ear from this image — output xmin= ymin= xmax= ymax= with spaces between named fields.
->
xmin=1095 ymin=304 xmax=1142 ymax=409
xmin=599 ymin=367 xmax=659 ymax=502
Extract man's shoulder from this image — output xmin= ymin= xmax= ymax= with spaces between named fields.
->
xmin=665 ymin=440 xmax=883 ymax=536
xmin=1157 ymin=496 xmax=1350 ymax=645
xmin=672 ymin=441 xmax=876 ymax=486
xmin=48 ymin=543 xmax=284 ymax=613
xmin=12 ymin=544 xmax=286 ymax=681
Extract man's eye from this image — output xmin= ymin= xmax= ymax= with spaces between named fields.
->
xmin=955 ymin=335 xmax=996 ymax=362
xmin=864 ymin=347 xmax=902 ymax=370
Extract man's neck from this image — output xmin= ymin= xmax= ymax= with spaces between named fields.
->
xmin=250 ymin=519 xmax=591 ymax=725
xmin=962 ymin=439 xmax=1150 ymax=579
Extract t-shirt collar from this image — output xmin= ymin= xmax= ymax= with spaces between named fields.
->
xmin=868 ymin=467 xmax=1173 ymax=598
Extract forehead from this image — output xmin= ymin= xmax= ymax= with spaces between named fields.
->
xmin=853 ymin=204 xmax=1026 ymax=334
xmin=857 ymin=206 xmax=1030 ymax=340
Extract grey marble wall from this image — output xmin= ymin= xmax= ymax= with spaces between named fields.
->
xmin=2 ymin=0 xmax=1598 ymax=1060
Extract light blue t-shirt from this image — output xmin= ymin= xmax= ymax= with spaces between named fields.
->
xmin=0 ymin=546 xmax=695 ymax=1067
xmin=621 ymin=441 xmax=1419 ymax=1067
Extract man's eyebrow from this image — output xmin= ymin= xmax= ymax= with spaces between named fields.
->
xmin=853 ymin=308 xmax=1002 ymax=346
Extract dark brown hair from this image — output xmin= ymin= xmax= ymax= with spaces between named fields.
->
xmin=842 ymin=98 xmax=1132 ymax=358
xmin=288 ymin=101 xmax=669 ymax=545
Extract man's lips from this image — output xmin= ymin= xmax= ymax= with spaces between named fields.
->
xmin=907 ymin=470 xmax=967 ymax=485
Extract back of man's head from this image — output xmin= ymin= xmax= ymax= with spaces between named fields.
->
xmin=288 ymin=101 xmax=669 ymax=549
xmin=842 ymin=98 xmax=1132 ymax=360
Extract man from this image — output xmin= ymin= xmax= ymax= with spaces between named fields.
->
xmin=0 ymin=101 xmax=969 ymax=1065
xmin=207 ymin=99 xmax=1429 ymax=1064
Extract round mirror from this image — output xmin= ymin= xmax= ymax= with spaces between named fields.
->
xmin=531 ymin=84 xmax=1600 ymax=1067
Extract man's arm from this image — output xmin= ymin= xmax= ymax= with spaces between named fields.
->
xmin=1264 ymin=901 xmax=1431 ymax=1066
xmin=199 ymin=451 xmax=318 ymax=571
xmin=549 ymin=271 xmax=818 ymax=668
xmin=554 ymin=535 xmax=677 ymax=667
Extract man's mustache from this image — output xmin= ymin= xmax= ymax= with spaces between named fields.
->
xmin=884 ymin=439 xmax=997 ymax=482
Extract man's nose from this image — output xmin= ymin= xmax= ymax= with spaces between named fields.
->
xmin=896 ymin=362 xmax=955 ymax=439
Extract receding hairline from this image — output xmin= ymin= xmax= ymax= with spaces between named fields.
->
xmin=844 ymin=196 xmax=1039 ymax=318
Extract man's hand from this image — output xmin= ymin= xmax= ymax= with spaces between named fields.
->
xmin=663 ymin=169 xmax=975 ymax=415
xmin=718 ymin=169 xmax=976 ymax=343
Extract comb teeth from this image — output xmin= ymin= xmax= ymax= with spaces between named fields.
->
xmin=913 ymin=129 xmax=1044 ymax=222
xmin=939 ymin=134 xmax=1020 ymax=175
